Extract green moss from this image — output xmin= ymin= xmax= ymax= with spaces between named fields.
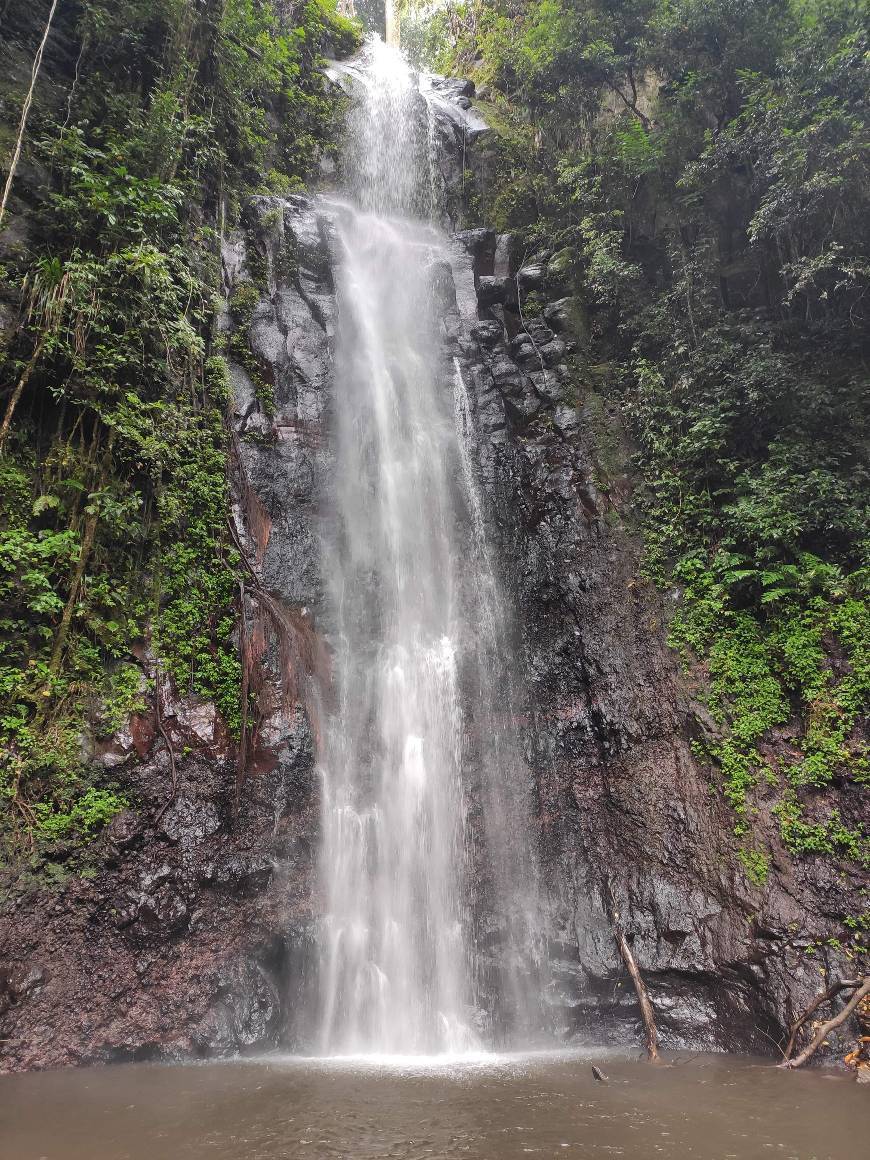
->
xmin=581 ymin=391 xmax=626 ymax=489
xmin=33 ymin=786 xmax=128 ymax=841
xmin=737 ymin=846 xmax=770 ymax=887
xmin=0 ymin=0 xmax=357 ymax=863
xmin=774 ymin=794 xmax=869 ymax=865
xmin=100 ymin=663 xmax=148 ymax=735
xmin=226 ymin=283 xmax=276 ymax=418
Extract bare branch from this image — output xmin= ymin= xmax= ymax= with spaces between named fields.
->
xmin=604 ymin=879 xmax=660 ymax=1061
xmin=781 ymin=977 xmax=870 ymax=1070
xmin=0 ymin=0 xmax=60 ymax=231
xmin=784 ymin=978 xmax=862 ymax=1059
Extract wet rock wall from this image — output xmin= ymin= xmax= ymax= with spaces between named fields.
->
xmin=2 ymin=78 xmax=865 ymax=1072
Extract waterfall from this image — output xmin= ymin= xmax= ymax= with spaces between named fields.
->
xmin=316 ymin=38 xmax=545 ymax=1056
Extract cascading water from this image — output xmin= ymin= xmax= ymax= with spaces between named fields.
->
xmin=316 ymin=38 xmax=545 ymax=1056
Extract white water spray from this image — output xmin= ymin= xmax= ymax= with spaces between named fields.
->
xmin=316 ymin=39 xmax=546 ymax=1056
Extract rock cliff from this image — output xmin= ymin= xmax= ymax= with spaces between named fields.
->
xmin=1 ymin=76 xmax=865 ymax=1072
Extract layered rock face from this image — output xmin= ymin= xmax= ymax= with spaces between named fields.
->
xmin=435 ymin=220 xmax=865 ymax=1055
xmin=1 ymin=78 xmax=863 ymax=1072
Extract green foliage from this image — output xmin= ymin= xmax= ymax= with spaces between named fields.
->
xmin=227 ymin=282 xmax=275 ymax=416
xmin=737 ymin=846 xmax=770 ymax=887
xmin=33 ymin=787 xmax=129 ymax=842
xmin=427 ymin=0 xmax=869 ymax=892
xmin=101 ymin=663 xmax=148 ymax=735
xmin=675 ymin=550 xmax=868 ymax=847
xmin=0 ymin=0 xmax=357 ymax=861
xmin=843 ymin=911 xmax=869 ymax=958
xmin=774 ymin=795 xmax=868 ymax=865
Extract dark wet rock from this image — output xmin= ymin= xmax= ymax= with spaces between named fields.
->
xmin=517 ymin=264 xmax=545 ymax=291
xmin=0 ymin=737 xmax=318 ymax=1070
xmin=427 ymin=258 xmax=457 ymax=310
xmin=104 ymin=810 xmax=141 ymax=850
xmin=553 ymin=403 xmax=580 ymax=433
xmin=456 ymin=229 xmax=496 ymax=278
xmin=512 ymin=341 xmax=539 ymax=370
xmin=138 ymin=885 xmax=189 ymax=933
xmin=430 ymin=76 xmax=475 ymax=100
xmin=540 ymin=338 xmax=567 ymax=366
xmin=139 ymin=865 xmax=173 ymax=893
xmin=477 ymin=394 xmax=507 ymax=433
xmin=471 ymin=320 xmax=504 ymax=348
xmin=490 ymin=356 xmax=524 ymax=386
xmin=2 ymin=157 xmax=865 ymax=1077
xmin=192 ymin=960 xmax=281 ymax=1053
xmin=510 ymin=334 xmax=538 ymax=359
xmin=530 ymin=369 xmax=564 ymax=404
xmin=543 ymin=297 xmax=577 ymax=332
xmin=261 ymin=513 xmax=322 ymax=605
xmin=504 ymin=391 xmax=541 ymax=426
xmin=476 ymin=275 xmax=508 ymax=306
xmin=159 ymin=797 xmax=221 ymax=849
xmin=524 ymin=319 xmax=555 ymax=346
xmin=201 ymin=853 xmax=275 ymax=894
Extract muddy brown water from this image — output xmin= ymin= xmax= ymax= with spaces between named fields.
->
xmin=1 ymin=1050 xmax=867 ymax=1160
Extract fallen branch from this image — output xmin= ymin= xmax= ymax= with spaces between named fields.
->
xmin=753 ymin=1020 xmax=788 ymax=1061
xmin=781 ymin=976 xmax=870 ymax=1070
xmin=604 ymin=879 xmax=660 ymax=1062
xmin=0 ymin=0 xmax=60 ymax=231
xmin=783 ymin=978 xmax=862 ymax=1059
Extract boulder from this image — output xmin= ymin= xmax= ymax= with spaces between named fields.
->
xmin=159 ymin=797 xmax=222 ymax=848
xmin=543 ymin=296 xmax=578 ymax=332
xmin=476 ymin=275 xmax=508 ymax=306
xmin=430 ymin=76 xmax=475 ymax=101
xmin=138 ymin=885 xmax=189 ymax=933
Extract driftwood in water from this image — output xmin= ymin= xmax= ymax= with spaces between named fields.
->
xmin=604 ymin=879 xmax=660 ymax=1062
xmin=781 ymin=976 xmax=870 ymax=1070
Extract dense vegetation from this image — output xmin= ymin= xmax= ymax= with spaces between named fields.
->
xmin=0 ymin=0 xmax=357 ymax=862
xmin=2 ymin=0 xmax=867 ymax=952
xmin=406 ymin=0 xmax=869 ymax=907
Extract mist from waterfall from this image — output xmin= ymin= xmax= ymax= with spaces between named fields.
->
xmin=316 ymin=38 xmax=546 ymax=1056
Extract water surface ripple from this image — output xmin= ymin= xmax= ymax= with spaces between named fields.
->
xmin=2 ymin=1052 xmax=867 ymax=1160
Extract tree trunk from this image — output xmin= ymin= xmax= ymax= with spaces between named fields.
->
xmin=0 ymin=337 xmax=44 ymax=454
xmin=48 ymin=430 xmax=115 ymax=676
